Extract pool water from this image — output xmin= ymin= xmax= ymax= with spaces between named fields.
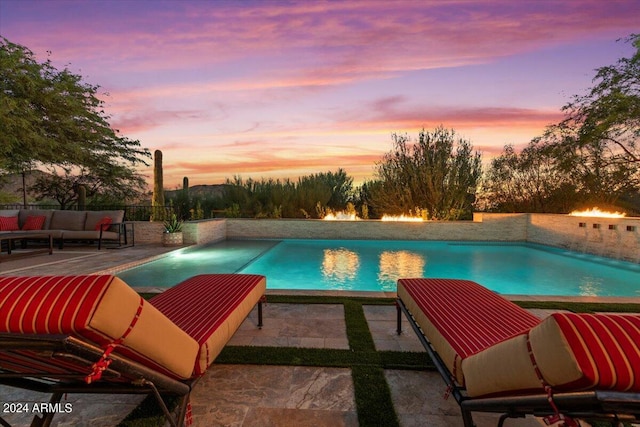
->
xmin=116 ymin=239 xmax=640 ymax=296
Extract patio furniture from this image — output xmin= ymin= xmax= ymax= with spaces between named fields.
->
xmin=0 ymin=273 xmax=266 ymax=427
xmin=0 ymin=232 xmax=53 ymax=261
xmin=396 ymin=277 xmax=640 ymax=427
xmin=0 ymin=209 xmax=131 ymax=250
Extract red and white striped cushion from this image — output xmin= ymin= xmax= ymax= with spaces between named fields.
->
xmin=531 ymin=312 xmax=640 ymax=392
xmin=150 ymin=274 xmax=266 ymax=376
xmin=398 ymin=278 xmax=540 ymax=384
xmin=0 ymin=275 xmax=199 ymax=380
xmin=399 ymin=278 xmax=640 ymax=398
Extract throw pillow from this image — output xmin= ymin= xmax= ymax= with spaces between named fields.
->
xmin=22 ymin=215 xmax=46 ymax=230
xmin=95 ymin=217 xmax=113 ymax=231
xmin=0 ymin=216 xmax=19 ymax=231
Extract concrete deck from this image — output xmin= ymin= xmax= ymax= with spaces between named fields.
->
xmin=1 ymin=243 xmax=636 ymax=426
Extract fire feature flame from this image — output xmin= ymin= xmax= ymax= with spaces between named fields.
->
xmin=380 ymin=215 xmax=424 ymax=222
xmin=323 ymin=212 xmax=360 ymax=220
xmin=568 ymin=208 xmax=626 ymax=218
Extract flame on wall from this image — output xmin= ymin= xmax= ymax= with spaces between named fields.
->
xmin=568 ymin=208 xmax=626 ymax=218
xmin=380 ymin=215 xmax=424 ymax=222
xmin=323 ymin=212 xmax=360 ymax=220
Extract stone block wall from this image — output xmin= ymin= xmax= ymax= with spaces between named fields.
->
xmin=130 ymin=221 xmax=165 ymax=244
xmin=527 ymin=214 xmax=640 ymax=262
xmin=182 ymin=219 xmax=226 ymax=245
xmin=130 ymin=213 xmax=639 ymax=262
xmin=225 ymin=213 xmax=528 ymax=241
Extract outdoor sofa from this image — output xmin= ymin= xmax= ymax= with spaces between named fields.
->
xmin=396 ymin=277 xmax=640 ymax=427
xmin=0 ymin=273 xmax=266 ymax=427
xmin=0 ymin=208 xmax=129 ymax=250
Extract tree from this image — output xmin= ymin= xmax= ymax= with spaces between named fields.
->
xmin=479 ymin=143 xmax=576 ymax=213
xmin=220 ymin=170 xmax=355 ymax=219
xmin=539 ymin=34 xmax=640 ymax=205
xmin=483 ymin=34 xmax=640 ymax=214
xmin=0 ymin=37 xmax=150 ymax=206
xmin=559 ymin=34 xmax=640 ymax=167
xmin=368 ymin=127 xmax=482 ymax=220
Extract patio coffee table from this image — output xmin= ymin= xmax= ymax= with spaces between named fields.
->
xmin=0 ymin=232 xmax=54 ymax=261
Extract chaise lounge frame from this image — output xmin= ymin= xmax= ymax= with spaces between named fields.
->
xmin=396 ymin=283 xmax=640 ymax=427
xmin=0 ymin=333 xmax=198 ymax=427
xmin=0 ymin=274 xmax=265 ymax=427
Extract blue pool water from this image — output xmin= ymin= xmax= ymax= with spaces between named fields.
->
xmin=117 ymin=239 xmax=640 ymax=296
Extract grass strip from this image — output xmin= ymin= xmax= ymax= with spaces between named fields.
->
xmin=344 ymin=300 xmax=377 ymax=352
xmin=352 ymin=365 xmax=400 ymax=427
xmin=266 ymin=294 xmax=395 ymax=305
xmin=216 ymin=346 xmax=373 ymax=367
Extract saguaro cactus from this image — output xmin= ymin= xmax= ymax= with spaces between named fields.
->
xmin=151 ymin=149 xmax=165 ymax=221
xmin=77 ymin=185 xmax=86 ymax=210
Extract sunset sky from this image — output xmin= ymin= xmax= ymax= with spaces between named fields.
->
xmin=1 ymin=0 xmax=638 ymax=188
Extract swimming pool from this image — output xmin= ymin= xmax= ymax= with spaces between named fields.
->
xmin=117 ymin=239 xmax=640 ymax=296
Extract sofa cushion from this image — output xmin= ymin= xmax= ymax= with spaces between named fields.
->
xmin=50 ymin=210 xmax=87 ymax=231
xmin=0 ymin=216 xmax=19 ymax=231
xmin=19 ymin=210 xmax=54 ymax=230
xmin=0 ymin=210 xmax=19 ymax=217
xmin=94 ymin=217 xmax=113 ymax=231
xmin=0 ymin=275 xmax=200 ymax=380
xmin=85 ymin=210 xmax=124 ymax=232
xmin=21 ymin=215 xmax=46 ymax=230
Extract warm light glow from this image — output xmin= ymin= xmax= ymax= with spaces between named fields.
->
xmin=568 ymin=208 xmax=626 ymax=218
xmin=323 ymin=212 xmax=361 ymax=220
xmin=378 ymin=251 xmax=426 ymax=284
xmin=322 ymin=248 xmax=360 ymax=281
xmin=380 ymin=215 xmax=425 ymax=222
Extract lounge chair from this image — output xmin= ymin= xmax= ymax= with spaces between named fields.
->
xmin=0 ymin=273 xmax=266 ymax=427
xmin=396 ymin=278 xmax=640 ymax=427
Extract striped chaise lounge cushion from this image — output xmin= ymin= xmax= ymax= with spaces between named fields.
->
xmin=398 ymin=278 xmax=640 ymax=397
xmin=464 ymin=311 xmax=640 ymax=397
xmin=398 ymin=278 xmax=540 ymax=389
xmin=149 ymin=274 xmax=266 ymax=376
xmin=0 ymin=274 xmax=267 ymax=381
xmin=0 ymin=275 xmax=199 ymax=379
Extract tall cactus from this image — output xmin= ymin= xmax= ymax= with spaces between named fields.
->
xmin=183 ymin=176 xmax=189 ymax=195
xmin=77 ymin=185 xmax=86 ymax=210
xmin=151 ymin=149 xmax=165 ymax=221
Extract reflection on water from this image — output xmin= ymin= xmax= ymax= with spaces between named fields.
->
xmin=322 ymin=248 xmax=360 ymax=282
xmin=579 ymin=276 xmax=603 ymax=296
xmin=378 ymin=251 xmax=426 ymax=286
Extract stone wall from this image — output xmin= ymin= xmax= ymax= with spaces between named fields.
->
xmin=225 ymin=213 xmax=528 ymax=241
xmin=130 ymin=213 xmax=640 ymax=262
xmin=183 ymin=219 xmax=226 ymax=245
xmin=130 ymin=221 xmax=165 ymax=244
xmin=527 ymin=214 xmax=640 ymax=262
xmin=131 ymin=218 xmax=226 ymax=245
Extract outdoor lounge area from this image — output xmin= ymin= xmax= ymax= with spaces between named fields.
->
xmin=0 ymin=242 xmax=639 ymax=427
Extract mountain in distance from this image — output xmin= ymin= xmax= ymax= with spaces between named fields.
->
xmin=164 ymin=184 xmax=227 ymax=199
